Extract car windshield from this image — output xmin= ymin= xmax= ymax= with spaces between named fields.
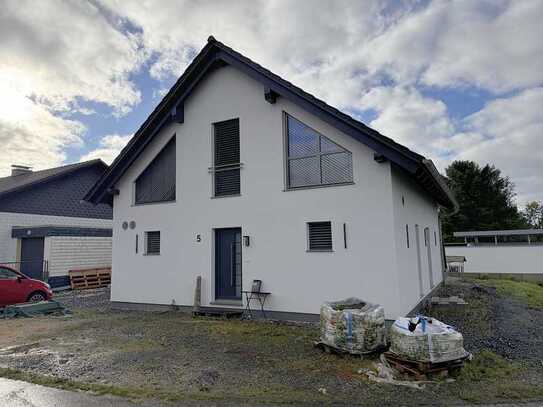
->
xmin=0 ymin=267 xmax=19 ymax=280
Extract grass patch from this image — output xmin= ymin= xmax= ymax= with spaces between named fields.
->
xmin=459 ymin=350 xmax=518 ymax=382
xmin=0 ymin=367 xmax=324 ymax=404
xmin=453 ymin=350 xmax=543 ymax=402
xmin=0 ymin=367 xmax=177 ymax=400
xmin=476 ymin=278 xmax=543 ymax=308
xmin=207 ymin=320 xmax=315 ymax=342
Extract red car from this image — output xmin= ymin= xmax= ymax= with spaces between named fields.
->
xmin=0 ymin=265 xmax=53 ymax=307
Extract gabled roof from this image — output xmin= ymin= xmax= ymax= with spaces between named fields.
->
xmin=84 ymin=36 xmax=457 ymax=209
xmin=0 ymin=159 xmax=107 ymax=198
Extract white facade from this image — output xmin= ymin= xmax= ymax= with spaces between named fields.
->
xmin=110 ymin=66 xmax=444 ymax=319
xmin=0 ymin=211 xmax=111 ymax=262
xmin=391 ymin=169 xmax=444 ymax=314
xmin=446 ymin=245 xmax=543 ymax=275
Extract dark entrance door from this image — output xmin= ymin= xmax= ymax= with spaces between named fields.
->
xmin=215 ymin=228 xmax=242 ymax=300
xmin=20 ymin=238 xmax=45 ymax=280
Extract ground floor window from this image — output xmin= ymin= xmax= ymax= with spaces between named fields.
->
xmin=307 ymin=221 xmax=333 ymax=251
xmin=145 ymin=231 xmax=160 ymax=255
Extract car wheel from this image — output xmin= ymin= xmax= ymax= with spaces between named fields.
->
xmin=27 ymin=291 xmax=46 ymax=303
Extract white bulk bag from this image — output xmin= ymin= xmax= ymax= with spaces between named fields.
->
xmin=320 ymin=298 xmax=386 ymax=354
xmin=389 ymin=317 xmax=468 ymax=363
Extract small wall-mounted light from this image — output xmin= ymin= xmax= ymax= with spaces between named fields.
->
xmin=243 ymin=235 xmax=250 ymax=247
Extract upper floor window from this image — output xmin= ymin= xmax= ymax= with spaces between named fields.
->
xmin=213 ymin=118 xmax=241 ymax=197
xmin=135 ymin=136 xmax=176 ymax=204
xmin=286 ymin=114 xmax=353 ymax=189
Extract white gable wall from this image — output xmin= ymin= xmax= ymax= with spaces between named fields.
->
xmin=111 ymin=65 xmax=435 ymax=318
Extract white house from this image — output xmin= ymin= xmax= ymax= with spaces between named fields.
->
xmin=85 ymin=37 xmax=456 ymax=320
xmin=0 ymin=160 xmax=113 ymax=288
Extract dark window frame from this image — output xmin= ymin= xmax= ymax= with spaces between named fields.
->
xmin=307 ymin=221 xmax=333 ymax=252
xmin=406 ymin=224 xmax=410 ymax=248
xmin=211 ymin=118 xmax=242 ymax=197
xmin=134 ymin=136 xmax=176 ymax=205
xmin=145 ymin=231 xmax=161 ymax=255
xmin=284 ymin=113 xmax=353 ymax=190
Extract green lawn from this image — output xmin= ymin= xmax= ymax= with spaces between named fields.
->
xmin=476 ymin=278 xmax=543 ymax=308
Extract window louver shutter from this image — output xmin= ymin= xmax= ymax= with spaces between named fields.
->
xmin=135 ymin=137 xmax=176 ymax=204
xmin=146 ymin=231 xmax=160 ymax=254
xmin=308 ymin=222 xmax=333 ymax=251
xmin=214 ymin=119 xmax=240 ymax=196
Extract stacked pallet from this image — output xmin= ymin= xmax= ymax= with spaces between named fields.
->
xmin=383 ymin=351 xmax=468 ymax=379
xmin=69 ymin=268 xmax=111 ymax=290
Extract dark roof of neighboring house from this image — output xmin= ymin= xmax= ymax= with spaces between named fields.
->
xmin=0 ymin=160 xmax=106 ymax=197
xmin=85 ymin=36 xmax=457 ymax=209
xmin=0 ymin=159 xmax=112 ymax=220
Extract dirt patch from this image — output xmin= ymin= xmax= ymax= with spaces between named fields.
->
xmin=0 ymin=280 xmax=542 ymax=405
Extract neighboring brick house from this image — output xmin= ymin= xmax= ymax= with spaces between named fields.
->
xmin=0 ymin=160 xmax=112 ymax=288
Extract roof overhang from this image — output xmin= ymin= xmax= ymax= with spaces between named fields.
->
xmin=454 ymin=229 xmax=543 ymax=238
xmin=84 ymin=37 xmax=457 ymax=209
xmin=12 ymin=225 xmax=112 ymax=239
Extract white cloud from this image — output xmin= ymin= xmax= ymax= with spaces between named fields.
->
xmin=80 ymin=134 xmax=132 ymax=165
xmin=1 ymin=0 xmax=542 ymax=205
xmin=452 ymin=88 xmax=543 ymax=204
xmin=359 ymin=86 xmax=455 ymax=160
xmin=362 ymin=0 xmax=543 ymax=93
xmin=0 ymin=0 xmax=146 ymax=175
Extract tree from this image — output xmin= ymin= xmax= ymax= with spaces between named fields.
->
xmin=522 ymin=201 xmax=543 ymax=229
xmin=441 ymin=160 xmax=526 ymax=241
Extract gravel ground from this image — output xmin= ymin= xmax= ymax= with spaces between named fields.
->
xmin=428 ymin=278 xmax=543 ymax=364
xmin=54 ymin=287 xmax=111 ymax=311
xmin=0 ymin=280 xmax=542 ymax=405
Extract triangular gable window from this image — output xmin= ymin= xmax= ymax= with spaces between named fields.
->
xmin=135 ymin=136 xmax=176 ymax=204
xmin=286 ymin=114 xmax=353 ymax=188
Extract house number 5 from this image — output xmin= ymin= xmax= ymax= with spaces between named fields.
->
xmin=196 ymin=234 xmax=201 ymax=242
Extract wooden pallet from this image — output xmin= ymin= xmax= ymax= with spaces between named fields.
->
xmin=192 ymin=307 xmax=244 ymax=319
xmin=383 ymin=351 xmax=468 ymax=380
xmin=313 ymin=341 xmax=388 ymax=357
xmin=69 ymin=268 xmax=111 ymax=290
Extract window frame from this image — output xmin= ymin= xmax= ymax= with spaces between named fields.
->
xmin=307 ymin=221 xmax=334 ymax=252
xmin=211 ymin=118 xmax=242 ymax=198
xmin=133 ymin=135 xmax=176 ymax=206
xmin=144 ymin=231 xmax=161 ymax=255
xmin=283 ymin=112 xmax=354 ymax=191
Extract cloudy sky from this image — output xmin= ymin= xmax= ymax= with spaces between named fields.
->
xmin=1 ymin=0 xmax=542 ymax=204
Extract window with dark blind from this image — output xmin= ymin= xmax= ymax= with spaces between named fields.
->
xmin=135 ymin=137 xmax=176 ymax=204
xmin=145 ymin=231 xmax=160 ymax=255
xmin=286 ymin=114 xmax=353 ymax=189
xmin=213 ymin=118 xmax=240 ymax=197
xmin=307 ymin=221 xmax=333 ymax=251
